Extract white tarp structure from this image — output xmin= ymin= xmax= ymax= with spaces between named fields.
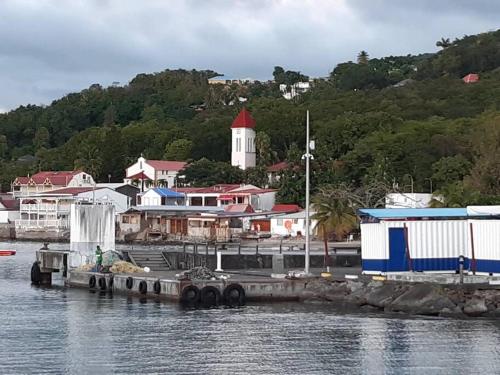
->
xmin=69 ymin=203 xmax=115 ymax=268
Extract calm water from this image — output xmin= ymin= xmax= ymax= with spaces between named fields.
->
xmin=2 ymin=242 xmax=500 ymax=374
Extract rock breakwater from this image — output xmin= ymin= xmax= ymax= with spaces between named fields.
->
xmin=302 ymin=278 xmax=500 ymax=318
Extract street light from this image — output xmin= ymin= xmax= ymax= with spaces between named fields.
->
xmin=301 ymin=110 xmax=314 ymax=275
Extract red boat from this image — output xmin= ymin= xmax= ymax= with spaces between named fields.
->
xmin=0 ymin=250 xmax=16 ymax=256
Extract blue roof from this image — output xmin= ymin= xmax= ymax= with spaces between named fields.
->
xmin=153 ymin=188 xmax=185 ymax=198
xmin=358 ymin=208 xmax=468 ymax=219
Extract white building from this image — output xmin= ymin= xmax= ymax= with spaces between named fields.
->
xmin=12 ymin=170 xmax=95 ymax=197
xmin=16 ymin=187 xmax=130 ymax=233
xmin=385 ymin=193 xmax=437 ymax=209
xmin=271 ymin=210 xmax=317 ymax=237
xmin=124 ymin=156 xmax=186 ymax=189
xmin=231 ymin=108 xmax=256 ymax=170
xmin=138 ymin=188 xmax=186 ymax=206
xmin=279 ymin=81 xmax=311 ymax=100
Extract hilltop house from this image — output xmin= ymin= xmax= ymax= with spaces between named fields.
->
xmin=124 ymin=156 xmax=186 ymax=189
xmin=12 ymin=171 xmax=95 ymax=196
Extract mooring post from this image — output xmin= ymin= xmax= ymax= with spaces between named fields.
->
xmin=459 ymin=255 xmax=465 ymax=284
xmin=216 ymin=250 xmax=223 ymax=271
xmin=279 ymin=239 xmax=283 ymax=254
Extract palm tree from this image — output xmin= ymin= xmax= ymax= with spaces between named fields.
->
xmin=312 ymin=190 xmax=357 ymax=271
xmin=436 ymin=38 xmax=451 ymax=49
xmin=357 ymin=50 xmax=369 ymax=65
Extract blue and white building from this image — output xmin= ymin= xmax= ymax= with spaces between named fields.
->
xmin=359 ymin=207 xmax=500 ymax=275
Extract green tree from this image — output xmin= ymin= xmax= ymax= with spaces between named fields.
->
xmin=0 ymin=135 xmax=7 ymax=159
xmin=164 ymin=139 xmax=193 ymax=161
xmin=255 ymin=131 xmax=276 ymax=166
xmin=436 ymin=38 xmax=451 ymax=49
xmin=181 ymin=158 xmax=244 ymax=186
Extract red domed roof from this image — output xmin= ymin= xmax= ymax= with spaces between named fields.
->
xmin=231 ymin=108 xmax=256 ymax=129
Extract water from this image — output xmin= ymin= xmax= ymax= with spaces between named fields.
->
xmin=2 ymin=242 xmax=500 ymax=374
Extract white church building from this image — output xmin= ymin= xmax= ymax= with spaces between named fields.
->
xmin=231 ymin=108 xmax=256 ymax=170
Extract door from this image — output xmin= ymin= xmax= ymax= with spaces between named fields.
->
xmin=387 ymin=227 xmax=409 ymax=272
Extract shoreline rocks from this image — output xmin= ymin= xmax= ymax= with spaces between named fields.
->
xmin=301 ymin=278 xmax=500 ymax=318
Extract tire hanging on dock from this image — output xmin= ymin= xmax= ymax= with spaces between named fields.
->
xmin=180 ymin=285 xmax=200 ymax=305
xmin=200 ymin=286 xmax=221 ymax=308
xmin=223 ymin=284 xmax=245 ymax=307
xmin=89 ymin=275 xmax=97 ymax=289
xmin=138 ymin=280 xmax=148 ymax=294
xmin=126 ymin=277 xmax=134 ymax=290
xmin=30 ymin=261 xmax=41 ymax=285
xmin=98 ymin=277 xmax=107 ymax=290
xmin=153 ymin=280 xmax=161 ymax=295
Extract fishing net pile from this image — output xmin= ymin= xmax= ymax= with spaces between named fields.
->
xmin=109 ymin=261 xmax=144 ymax=273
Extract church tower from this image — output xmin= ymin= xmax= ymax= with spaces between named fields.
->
xmin=231 ymin=108 xmax=256 ymax=170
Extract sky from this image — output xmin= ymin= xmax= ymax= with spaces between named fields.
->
xmin=1 ymin=0 xmax=499 ymax=112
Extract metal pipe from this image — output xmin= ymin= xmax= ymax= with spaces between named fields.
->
xmin=305 ymin=110 xmax=311 ymax=275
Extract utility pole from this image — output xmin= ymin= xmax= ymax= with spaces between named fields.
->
xmin=302 ymin=110 xmax=314 ymax=275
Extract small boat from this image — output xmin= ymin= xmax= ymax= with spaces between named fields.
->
xmin=0 ymin=250 xmax=16 ymax=256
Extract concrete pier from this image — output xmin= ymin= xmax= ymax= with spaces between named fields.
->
xmin=67 ymin=269 xmax=310 ymax=303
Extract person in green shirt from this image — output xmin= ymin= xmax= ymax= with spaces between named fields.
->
xmin=96 ymin=245 xmax=103 ymax=271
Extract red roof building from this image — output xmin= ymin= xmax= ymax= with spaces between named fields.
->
xmin=125 ymin=156 xmax=187 ymax=189
xmin=224 ymin=204 xmax=255 ymax=213
xmin=267 ymin=161 xmax=288 ymax=172
xmin=12 ymin=170 xmax=95 ymax=196
xmin=463 ymin=73 xmax=479 ymax=84
xmin=231 ymin=108 xmax=256 ymax=129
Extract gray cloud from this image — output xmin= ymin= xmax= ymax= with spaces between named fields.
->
xmin=0 ymin=0 xmax=499 ymax=110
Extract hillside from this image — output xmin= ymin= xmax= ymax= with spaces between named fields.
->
xmin=1 ymin=29 xmax=500 ymax=206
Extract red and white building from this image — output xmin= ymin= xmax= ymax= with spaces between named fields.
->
xmin=231 ymin=108 xmax=256 ymax=170
xmin=12 ymin=171 xmax=95 ymax=197
xmin=124 ymin=156 xmax=186 ymax=189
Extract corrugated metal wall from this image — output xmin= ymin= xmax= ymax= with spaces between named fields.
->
xmin=360 ymin=223 xmax=387 ymax=259
xmin=361 ymin=219 xmax=470 ymax=272
xmin=469 ymin=220 xmax=500 ymax=261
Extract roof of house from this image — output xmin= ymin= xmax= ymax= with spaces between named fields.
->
xmin=127 ymin=171 xmax=153 ymax=180
xmin=146 ymin=160 xmax=187 ymax=171
xmin=224 ymin=204 xmax=255 ymax=213
xmin=175 ymin=184 xmax=241 ymax=194
xmin=152 ymin=188 xmax=185 ymax=198
xmin=267 ymin=161 xmax=288 ymax=172
xmin=463 ymin=73 xmax=479 ymax=83
xmin=272 ymin=204 xmax=302 ymax=213
xmin=15 ymin=170 xmax=83 ymax=185
xmin=46 ymin=187 xmax=103 ymax=196
xmin=231 ymin=108 xmax=256 ymax=129
xmin=0 ymin=198 xmax=19 ymax=210
xmin=358 ymin=208 xmax=468 ymax=219
xmin=274 ymin=210 xmax=316 ymax=219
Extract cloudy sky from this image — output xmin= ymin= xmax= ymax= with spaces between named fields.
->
xmin=1 ymin=0 xmax=499 ymax=112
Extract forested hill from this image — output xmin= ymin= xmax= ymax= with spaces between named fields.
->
xmin=1 ymin=29 xmax=500 ymax=206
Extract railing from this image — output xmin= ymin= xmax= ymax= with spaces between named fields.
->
xmin=20 ymin=203 xmax=71 ymax=212
xmin=15 ymin=219 xmax=69 ymax=229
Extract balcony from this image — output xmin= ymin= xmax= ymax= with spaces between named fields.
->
xmin=15 ymin=219 xmax=69 ymax=230
xmin=20 ymin=203 xmax=71 ymax=213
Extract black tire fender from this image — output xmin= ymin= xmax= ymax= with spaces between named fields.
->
xmin=223 ymin=283 xmax=246 ymax=307
xmin=31 ymin=261 xmax=41 ymax=284
xmin=180 ymin=285 xmax=200 ymax=305
xmin=89 ymin=275 xmax=97 ymax=289
xmin=153 ymin=280 xmax=161 ymax=294
xmin=98 ymin=277 xmax=107 ymax=290
xmin=126 ymin=277 xmax=134 ymax=290
xmin=200 ymin=286 xmax=221 ymax=308
xmin=139 ymin=280 xmax=148 ymax=294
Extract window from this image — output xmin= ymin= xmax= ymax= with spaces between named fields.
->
xmin=293 ymin=219 xmax=299 ymax=224
xmin=236 ymin=138 xmax=242 ymax=152
xmin=122 ymin=216 xmax=130 ymax=224
xmin=277 ymin=219 xmax=283 ymax=226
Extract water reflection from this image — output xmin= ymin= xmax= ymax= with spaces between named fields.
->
xmin=2 ymin=242 xmax=500 ymax=374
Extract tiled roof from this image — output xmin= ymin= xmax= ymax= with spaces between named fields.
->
xmin=463 ymin=73 xmax=479 ymax=83
xmin=231 ymin=108 xmax=256 ymax=129
xmin=272 ymin=204 xmax=302 ymax=213
xmin=224 ymin=204 xmax=255 ymax=213
xmin=146 ymin=160 xmax=187 ymax=171
xmin=0 ymin=199 xmax=19 ymax=210
xmin=267 ymin=161 xmax=288 ymax=172
xmin=128 ymin=171 xmax=153 ymax=180
xmin=15 ymin=171 xmax=82 ymax=185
